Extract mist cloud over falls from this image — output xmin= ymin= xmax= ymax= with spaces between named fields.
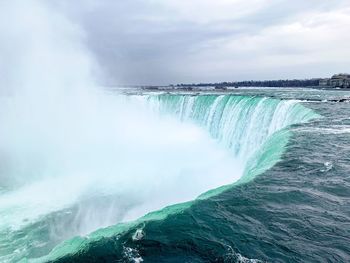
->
xmin=0 ymin=3 xmax=241 ymax=261
xmin=0 ymin=0 xmax=96 ymax=96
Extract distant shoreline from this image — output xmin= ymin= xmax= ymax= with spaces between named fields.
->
xmin=113 ymin=85 xmax=347 ymax=92
xmin=107 ymin=75 xmax=350 ymax=91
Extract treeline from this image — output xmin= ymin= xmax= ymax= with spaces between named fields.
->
xmin=174 ymin=79 xmax=321 ymax=88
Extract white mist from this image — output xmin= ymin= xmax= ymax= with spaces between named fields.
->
xmin=0 ymin=0 xmax=241 ymax=242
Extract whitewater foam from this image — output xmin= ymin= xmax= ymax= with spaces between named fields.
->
xmin=23 ymin=94 xmax=320 ymax=262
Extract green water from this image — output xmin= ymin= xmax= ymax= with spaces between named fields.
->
xmin=2 ymin=89 xmax=349 ymax=262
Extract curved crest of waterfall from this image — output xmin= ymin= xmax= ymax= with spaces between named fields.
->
xmin=6 ymin=94 xmax=320 ymax=263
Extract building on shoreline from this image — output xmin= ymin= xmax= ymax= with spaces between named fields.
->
xmin=319 ymin=74 xmax=350 ymax=88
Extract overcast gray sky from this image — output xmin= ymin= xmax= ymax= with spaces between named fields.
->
xmin=52 ymin=0 xmax=350 ymax=85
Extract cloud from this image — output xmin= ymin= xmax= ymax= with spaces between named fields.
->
xmin=49 ymin=0 xmax=350 ymax=84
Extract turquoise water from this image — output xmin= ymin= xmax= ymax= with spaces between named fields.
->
xmin=1 ymin=88 xmax=350 ymax=262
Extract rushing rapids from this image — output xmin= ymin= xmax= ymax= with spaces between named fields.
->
xmin=0 ymin=94 xmax=320 ymax=263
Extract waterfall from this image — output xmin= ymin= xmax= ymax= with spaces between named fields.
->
xmin=0 ymin=94 xmax=319 ymax=262
xmin=148 ymin=94 xmax=319 ymax=190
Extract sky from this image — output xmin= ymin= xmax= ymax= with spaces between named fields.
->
xmin=51 ymin=0 xmax=350 ymax=85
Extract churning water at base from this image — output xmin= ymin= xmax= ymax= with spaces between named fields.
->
xmin=0 ymin=93 xmax=320 ymax=262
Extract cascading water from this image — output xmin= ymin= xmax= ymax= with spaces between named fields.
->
xmin=4 ymin=93 xmax=319 ymax=263
xmin=145 ymin=94 xmax=320 ymax=197
xmin=147 ymin=94 xmax=319 ymax=182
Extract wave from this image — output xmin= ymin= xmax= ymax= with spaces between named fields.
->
xmin=22 ymin=94 xmax=320 ymax=263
